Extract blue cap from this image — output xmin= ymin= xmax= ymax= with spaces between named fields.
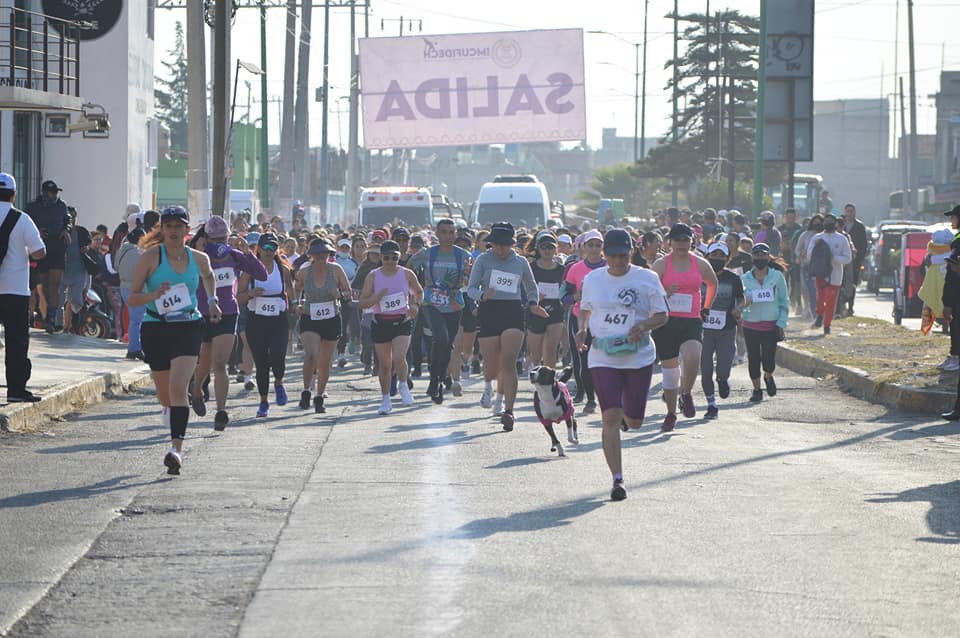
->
xmin=245 ymin=231 xmax=261 ymax=246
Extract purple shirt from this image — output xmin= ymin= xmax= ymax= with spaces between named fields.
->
xmin=197 ymin=243 xmax=268 ymax=316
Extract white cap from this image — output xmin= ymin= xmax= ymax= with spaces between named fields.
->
xmin=127 ymin=212 xmax=145 ymax=228
xmin=557 ymin=234 xmax=573 ymax=244
xmin=337 ymin=238 xmax=351 ymax=248
xmin=0 ymin=172 xmax=16 ymax=191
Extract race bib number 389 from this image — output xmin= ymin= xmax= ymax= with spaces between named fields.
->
xmin=380 ymin=291 xmax=407 ymax=313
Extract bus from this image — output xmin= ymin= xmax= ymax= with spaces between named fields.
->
xmin=358 ymin=187 xmax=433 ymax=227
xmin=770 ymin=174 xmax=825 ymax=217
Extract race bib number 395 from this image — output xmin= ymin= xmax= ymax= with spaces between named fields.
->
xmin=490 ymin=269 xmax=519 ymax=294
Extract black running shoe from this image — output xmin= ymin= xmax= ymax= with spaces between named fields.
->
xmin=426 ymin=378 xmax=438 ymax=399
xmin=191 ymin=394 xmax=206 ymax=417
xmin=750 ymin=388 xmax=763 ymax=402
xmin=213 ymin=410 xmax=229 ymax=431
xmin=443 ymin=375 xmax=452 ymax=391
xmin=432 ymin=384 xmax=444 ymax=405
xmin=164 ymin=450 xmax=181 ymax=475
xmin=764 ymin=376 xmax=777 ymax=397
xmin=314 ymin=395 xmax=325 ymax=414
xmin=501 ymin=410 xmax=515 ymax=432
xmin=705 ymin=405 xmax=719 ymax=419
xmin=299 ymin=390 xmax=312 ymax=409
xmin=235 ymin=372 xmax=245 ymax=383
xmin=717 ymin=378 xmax=730 ymax=399
xmin=610 ymin=480 xmax=627 ymax=501
xmin=7 ymin=390 xmax=41 ymax=403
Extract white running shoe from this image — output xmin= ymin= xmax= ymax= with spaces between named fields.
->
xmin=399 ymin=384 xmax=415 ymax=406
xmin=480 ymin=386 xmax=492 ymax=409
xmin=452 ymin=380 xmax=462 ymax=397
xmin=492 ymin=393 xmax=504 ymax=416
xmin=378 ymin=396 xmax=392 ymax=415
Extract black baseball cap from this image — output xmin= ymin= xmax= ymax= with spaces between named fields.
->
xmin=160 ymin=205 xmax=189 ymax=224
xmin=380 ymin=239 xmax=401 ymax=254
xmin=41 ymin=180 xmax=62 ymax=192
xmin=944 ymin=205 xmax=960 ymax=218
xmin=666 ymin=223 xmax=694 ymax=240
xmin=392 ymin=227 xmax=410 ymax=239
xmin=603 ymin=228 xmax=633 ymax=256
xmin=258 ymin=232 xmax=279 ymax=250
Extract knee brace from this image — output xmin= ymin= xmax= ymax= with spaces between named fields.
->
xmin=661 ymin=366 xmax=681 ymax=391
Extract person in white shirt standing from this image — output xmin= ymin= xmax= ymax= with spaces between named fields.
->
xmin=0 ymin=172 xmax=47 ymax=402
xmin=806 ymin=213 xmax=852 ymax=335
xmin=576 ymin=229 xmax=668 ymax=501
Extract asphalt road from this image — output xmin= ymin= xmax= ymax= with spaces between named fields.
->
xmin=1 ymin=356 xmax=958 ymax=637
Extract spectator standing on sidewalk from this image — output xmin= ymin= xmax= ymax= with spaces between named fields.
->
xmin=795 ymin=214 xmax=823 ymax=319
xmin=754 ymin=211 xmax=782 ymax=257
xmin=0 ymin=173 xmax=46 ymax=402
xmin=25 ymin=180 xmax=70 ymax=333
xmin=941 ymin=232 xmax=960 ymax=420
xmin=807 ymin=214 xmax=852 ymax=335
xmin=842 ymin=203 xmax=868 ymax=316
xmin=59 ymin=206 xmax=92 ymax=334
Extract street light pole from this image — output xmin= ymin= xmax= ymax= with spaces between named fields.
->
xmin=633 ymin=42 xmax=639 ymax=163
xmin=640 ymin=0 xmax=649 ymax=160
xmin=259 ymin=0 xmax=270 ymax=210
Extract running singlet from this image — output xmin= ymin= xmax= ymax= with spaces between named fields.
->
xmin=144 ymin=245 xmax=202 ymax=323
xmin=373 ymin=268 xmax=409 ymax=316
xmin=661 ymin=253 xmax=704 ymax=318
xmin=302 ymin=262 xmax=340 ymax=321
xmin=247 ymin=261 xmax=287 ymax=316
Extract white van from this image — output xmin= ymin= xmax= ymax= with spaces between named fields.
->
xmin=474 ymin=180 xmax=550 ymax=228
xmin=359 ymin=187 xmax=433 ymax=227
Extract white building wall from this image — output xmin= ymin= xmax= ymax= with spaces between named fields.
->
xmin=41 ymin=2 xmax=153 ymax=232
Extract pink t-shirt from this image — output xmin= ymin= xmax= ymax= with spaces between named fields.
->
xmin=565 ymin=259 xmax=605 ymax=317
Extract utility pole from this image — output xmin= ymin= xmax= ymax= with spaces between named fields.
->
xmin=907 ymin=0 xmax=919 ymax=214
xmin=259 ymin=0 xmax=270 ymax=210
xmin=671 ymin=0 xmax=679 ymax=206
xmin=318 ymin=0 xmax=331 ymax=219
xmin=640 ymin=0 xmax=649 ymax=159
xmin=211 ymin=0 xmax=231 ymax=218
xmin=752 ymin=0 xmax=767 ymax=218
xmin=633 ymin=42 xmax=639 ymax=163
xmin=186 ymin=0 xmax=208 ymax=217
xmin=899 ymin=76 xmax=910 ymax=216
xmin=345 ymin=0 xmax=360 ymax=213
xmin=293 ymin=0 xmax=313 ymax=209
xmin=277 ymin=0 xmax=297 ymax=218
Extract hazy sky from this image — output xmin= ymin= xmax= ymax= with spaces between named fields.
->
xmin=154 ymin=0 xmax=959 ymax=152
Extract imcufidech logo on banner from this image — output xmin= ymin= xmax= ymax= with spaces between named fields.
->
xmin=421 ymin=37 xmax=522 ymax=68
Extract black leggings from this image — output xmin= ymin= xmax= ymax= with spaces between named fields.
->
xmin=743 ymin=327 xmax=778 ymax=381
xmin=567 ymin=312 xmax=594 ymax=400
xmin=423 ymin=306 xmax=461 ymax=384
xmin=246 ymin=313 xmax=289 ymax=397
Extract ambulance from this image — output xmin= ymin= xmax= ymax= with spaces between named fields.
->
xmin=358 ymin=187 xmax=433 ymax=227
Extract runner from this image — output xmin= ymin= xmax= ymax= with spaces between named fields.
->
xmin=237 ymin=233 xmax=294 ymax=418
xmin=191 ymin=215 xmax=266 ymax=430
xmin=526 ymin=231 xmax=565 ymax=367
xmin=294 ymin=237 xmax=351 ymax=413
xmin=358 ymin=239 xmax=422 ymax=415
xmin=127 ymin=206 xmax=221 ymax=475
xmin=563 ymin=229 xmax=606 ymax=413
xmin=740 ymin=243 xmax=789 ymax=402
xmin=334 ymin=237 xmax=359 ymax=367
xmin=353 ymin=240 xmax=381 ymax=375
xmin=650 ymin=223 xmax=718 ymax=432
xmin=405 ymin=219 xmax=470 ymax=404
xmin=700 ymin=241 xmax=744 ymax=418
xmin=467 ymin=222 xmax=548 ymax=430
xmin=451 ymin=229 xmax=479 ymax=391
xmin=577 ymin=229 xmax=668 ymax=500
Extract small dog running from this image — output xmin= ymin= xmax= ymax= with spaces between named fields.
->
xmin=529 ymin=365 xmax=579 ymax=457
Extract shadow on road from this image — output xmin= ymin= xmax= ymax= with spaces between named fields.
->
xmin=36 ymin=434 xmax=168 ymax=454
xmin=450 ymin=496 xmax=605 ymax=539
xmin=866 ymin=480 xmax=960 ymax=544
xmin=365 ymin=430 xmax=499 ymax=454
xmin=0 ymin=474 xmax=160 ymax=508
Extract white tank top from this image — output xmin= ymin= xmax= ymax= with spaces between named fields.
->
xmin=247 ymin=261 xmax=287 ymax=312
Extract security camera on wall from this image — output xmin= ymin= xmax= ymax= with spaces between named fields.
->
xmin=68 ymin=102 xmax=111 ymax=138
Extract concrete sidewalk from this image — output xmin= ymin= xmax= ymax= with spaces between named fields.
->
xmin=0 ymin=330 xmax=150 ymax=433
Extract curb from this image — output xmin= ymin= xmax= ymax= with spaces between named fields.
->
xmin=0 ymin=366 xmax=153 ymax=434
xmin=776 ymin=343 xmax=954 ymax=416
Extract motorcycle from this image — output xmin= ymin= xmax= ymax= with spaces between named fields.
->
xmin=73 ymin=288 xmax=114 ymax=339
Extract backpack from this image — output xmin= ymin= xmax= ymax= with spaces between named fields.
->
xmin=809 ymin=238 xmax=833 ymax=280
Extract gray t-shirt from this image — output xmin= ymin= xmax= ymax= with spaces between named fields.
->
xmin=407 ymin=245 xmax=471 ymax=311
xmin=466 ymin=250 xmax=538 ymax=303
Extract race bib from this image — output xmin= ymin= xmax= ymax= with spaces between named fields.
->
xmin=667 ymin=293 xmax=694 ymax=314
xmin=428 ymin=286 xmax=451 ymax=307
xmin=704 ymin=309 xmax=727 ymax=330
xmin=379 ymin=291 xmax=407 ymax=313
xmin=490 ymin=269 xmax=519 ymax=294
xmin=253 ymin=297 xmax=281 ymax=316
xmin=351 ymin=288 xmax=361 ymax=302
xmin=594 ymin=309 xmax=636 ymax=338
xmin=538 ymin=282 xmax=560 ymax=299
xmin=213 ymin=267 xmax=235 ymax=288
xmin=751 ymin=288 xmax=774 ymax=303
xmin=310 ymin=301 xmax=336 ymax=321
xmin=157 ymin=283 xmax=191 ymax=316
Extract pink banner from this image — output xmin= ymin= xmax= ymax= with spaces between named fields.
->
xmin=359 ymin=28 xmax=586 ymax=150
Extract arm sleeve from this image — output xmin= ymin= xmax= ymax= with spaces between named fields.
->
xmin=466 ymin=254 xmax=486 ymax=301
xmin=561 ymin=263 xmax=578 ymax=306
xmin=520 ymin=258 xmax=538 ymax=303
xmin=776 ymin=271 xmax=790 ymax=328
xmin=234 ymin=249 xmax=268 ymax=280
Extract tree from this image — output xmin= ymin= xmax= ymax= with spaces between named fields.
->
xmin=154 ymin=21 xmax=188 ymax=152
xmin=574 ymin=163 xmax=674 ymax=216
xmin=639 ymin=10 xmax=760 ymax=205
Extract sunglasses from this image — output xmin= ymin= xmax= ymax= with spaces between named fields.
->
xmin=380 ymin=254 xmax=400 ymax=261
xmin=261 ymin=243 xmax=278 ymax=252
